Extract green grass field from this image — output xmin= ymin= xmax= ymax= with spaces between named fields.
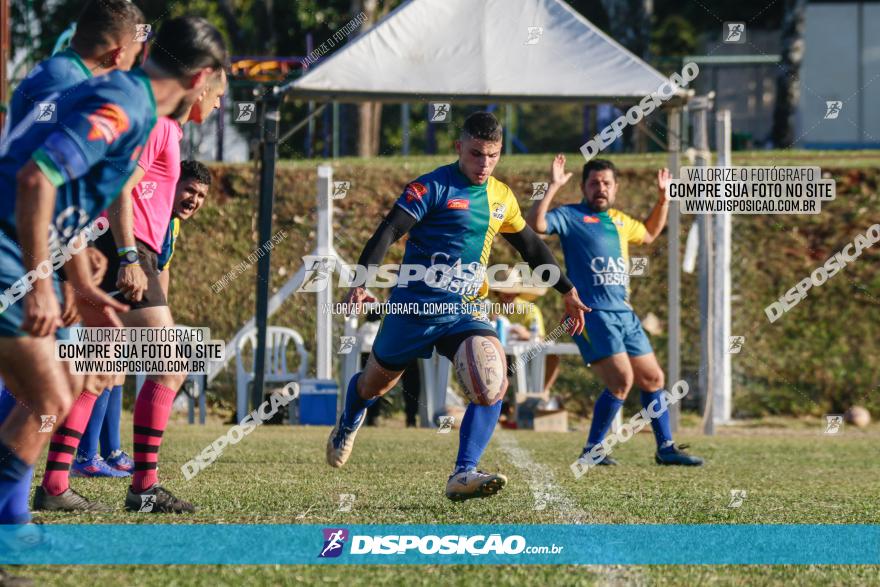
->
xmin=7 ymin=414 xmax=880 ymax=586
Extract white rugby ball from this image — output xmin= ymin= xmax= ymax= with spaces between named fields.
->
xmin=453 ymin=336 xmax=506 ymax=406
xmin=845 ymin=406 xmax=871 ymax=428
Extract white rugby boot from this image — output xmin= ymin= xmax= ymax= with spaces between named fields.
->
xmin=445 ymin=469 xmax=508 ymax=501
xmin=326 ymin=410 xmax=366 ymax=468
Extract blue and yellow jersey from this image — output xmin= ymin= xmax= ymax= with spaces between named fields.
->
xmin=545 ymin=204 xmax=647 ymax=312
xmin=0 ymin=68 xmax=157 ymax=253
xmin=390 ymin=162 xmax=527 ymax=320
xmin=157 ymin=216 xmax=180 ymax=271
xmin=4 ymin=48 xmax=93 ymax=136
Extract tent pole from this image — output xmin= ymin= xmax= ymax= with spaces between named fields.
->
xmin=666 ymin=107 xmax=682 ymax=433
xmin=426 ymin=105 xmax=436 ymax=154
xmin=252 ymin=95 xmax=282 ymax=414
xmin=402 ymin=103 xmax=410 ymax=156
xmin=306 ymin=100 xmax=315 ymax=158
xmin=305 ymin=33 xmax=314 ymax=158
xmin=582 ymin=105 xmax=590 ymax=143
xmin=216 ymin=95 xmax=225 ymax=161
xmin=504 ymin=104 xmax=513 ymax=155
xmin=332 ymin=102 xmax=340 ymax=159
xmin=321 ymin=106 xmax=329 ymax=158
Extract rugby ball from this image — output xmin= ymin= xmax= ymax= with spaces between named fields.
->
xmin=844 ymin=406 xmax=871 ymax=428
xmin=453 ymin=336 xmax=506 ymax=406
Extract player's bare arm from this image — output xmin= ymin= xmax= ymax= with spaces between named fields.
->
xmin=526 ymin=153 xmax=572 ymax=234
xmin=64 ymin=241 xmax=129 ymax=328
xmin=641 ymin=168 xmax=671 ymax=245
xmin=60 ymin=241 xmax=111 ymax=326
xmin=108 ymin=168 xmax=148 ymax=301
xmin=61 ymin=281 xmax=80 ymax=327
xmin=15 ymin=161 xmax=63 ymax=337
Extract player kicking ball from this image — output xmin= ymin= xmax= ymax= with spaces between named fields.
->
xmin=527 ymin=155 xmax=703 ymax=467
xmin=327 ymin=112 xmax=588 ymax=501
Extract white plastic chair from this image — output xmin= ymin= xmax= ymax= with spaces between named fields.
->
xmin=236 ymin=326 xmax=309 ymax=423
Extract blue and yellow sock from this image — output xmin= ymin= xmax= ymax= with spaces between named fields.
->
xmin=79 ymin=389 xmax=110 ymax=461
xmin=100 ymin=385 xmax=123 ymax=458
xmin=454 ymin=402 xmax=503 ymax=473
xmin=640 ymin=389 xmax=675 ymax=451
xmin=585 ymin=389 xmax=624 ymax=450
xmin=340 ymin=373 xmax=377 ymax=429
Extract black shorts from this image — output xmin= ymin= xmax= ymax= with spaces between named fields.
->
xmin=95 ymin=231 xmax=167 ymax=309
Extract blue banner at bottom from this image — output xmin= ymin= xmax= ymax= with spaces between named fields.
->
xmin=1 ymin=524 xmax=878 ymax=565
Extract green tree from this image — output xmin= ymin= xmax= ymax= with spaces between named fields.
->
xmin=651 ymin=15 xmax=698 ymax=59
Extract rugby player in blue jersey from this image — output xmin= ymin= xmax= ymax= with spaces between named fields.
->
xmin=0 ymin=0 xmax=146 ymax=522
xmin=4 ymin=0 xmax=145 ymax=135
xmin=327 ymin=112 xmax=589 ymax=501
xmin=0 ymin=16 xmax=227 ymax=523
xmin=527 ymin=155 xmax=703 ymax=467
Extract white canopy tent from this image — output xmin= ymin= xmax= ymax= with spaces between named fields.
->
xmin=291 ymin=0 xmax=686 ymax=104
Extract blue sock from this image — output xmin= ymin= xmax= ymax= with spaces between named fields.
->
xmin=0 ymin=442 xmax=32 ymax=516
xmin=0 ymin=386 xmax=18 ymax=423
xmin=586 ymin=389 xmax=624 ymax=449
xmin=100 ymin=385 xmax=123 ymax=458
xmin=341 ymin=373 xmax=377 ymax=429
xmin=640 ymin=389 xmax=674 ymax=451
xmin=0 ymin=465 xmax=33 ymax=524
xmin=454 ymin=402 xmax=503 ymax=472
xmin=79 ymin=389 xmax=110 ymax=460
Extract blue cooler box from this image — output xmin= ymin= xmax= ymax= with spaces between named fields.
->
xmin=298 ymin=379 xmax=339 ymax=425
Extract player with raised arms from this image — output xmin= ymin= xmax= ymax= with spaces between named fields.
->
xmin=0 ymin=15 xmax=227 ymax=525
xmin=327 ymin=112 xmax=589 ymax=501
xmin=527 ymin=155 xmax=704 ymax=467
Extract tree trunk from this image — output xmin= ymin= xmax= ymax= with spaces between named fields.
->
xmin=357 ymin=102 xmax=384 ymax=157
xmin=370 ymin=102 xmax=382 ymax=154
xmin=770 ymin=0 xmax=808 ymax=148
xmin=354 ymin=0 xmax=386 ymax=157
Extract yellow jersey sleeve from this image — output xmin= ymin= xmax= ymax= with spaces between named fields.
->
xmin=500 ymin=186 xmax=526 ymax=233
xmin=611 ymin=209 xmax=647 ymax=244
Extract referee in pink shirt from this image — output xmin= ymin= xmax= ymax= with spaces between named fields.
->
xmin=37 ymin=69 xmax=228 ymax=514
